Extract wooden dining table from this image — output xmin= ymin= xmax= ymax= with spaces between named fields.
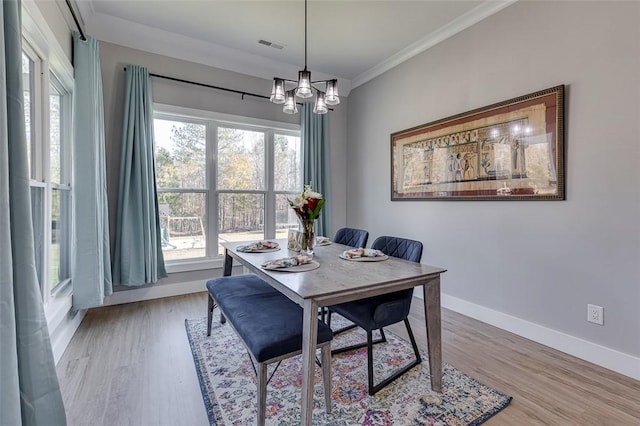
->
xmin=221 ymin=239 xmax=447 ymax=426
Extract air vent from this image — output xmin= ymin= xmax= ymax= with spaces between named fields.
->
xmin=258 ymin=39 xmax=285 ymax=50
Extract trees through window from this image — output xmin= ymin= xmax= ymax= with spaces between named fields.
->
xmin=154 ymin=108 xmax=301 ymax=265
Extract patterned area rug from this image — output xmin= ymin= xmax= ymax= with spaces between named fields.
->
xmin=185 ymin=316 xmax=512 ymax=425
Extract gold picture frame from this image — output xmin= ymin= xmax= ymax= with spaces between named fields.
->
xmin=391 ymin=85 xmax=565 ymax=201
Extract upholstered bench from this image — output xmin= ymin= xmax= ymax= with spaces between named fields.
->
xmin=206 ymin=274 xmax=333 ymax=426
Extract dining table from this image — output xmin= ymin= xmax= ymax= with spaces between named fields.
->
xmin=221 ymin=238 xmax=447 ymax=426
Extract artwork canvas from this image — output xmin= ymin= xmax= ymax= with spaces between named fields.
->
xmin=391 ymin=86 xmax=564 ymax=200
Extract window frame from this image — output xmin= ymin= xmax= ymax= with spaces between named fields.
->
xmin=154 ymin=104 xmax=301 ymax=273
xmin=21 ymin=0 xmax=74 ymax=320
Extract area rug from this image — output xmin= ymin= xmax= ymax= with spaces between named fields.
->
xmin=185 ymin=316 xmax=512 ymax=425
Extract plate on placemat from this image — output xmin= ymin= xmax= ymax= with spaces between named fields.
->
xmin=238 ymin=247 xmax=281 ymax=253
xmin=339 ymin=254 xmax=388 ymax=262
xmin=262 ymin=261 xmax=320 ymax=272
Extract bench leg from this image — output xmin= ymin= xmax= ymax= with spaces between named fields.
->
xmin=321 ymin=344 xmax=332 ymax=414
xmin=207 ymin=295 xmax=214 ymax=336
xmin=257 ymin=362 xmax=268 ymax=426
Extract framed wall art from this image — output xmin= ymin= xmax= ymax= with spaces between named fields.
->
xmin=391 ymin=85 xmax=565 ymax=201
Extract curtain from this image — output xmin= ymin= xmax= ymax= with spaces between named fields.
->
xmin=112 ymin=65 xmax=167 ymax=286
xmin=301 ymin=103 xmax=330 ymax=236
xmin=0 ymin=0 xmax=67 ymax=424
xmin=71 ymin=32 xmax=112 ymax=308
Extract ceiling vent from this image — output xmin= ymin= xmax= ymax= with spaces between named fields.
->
xmin=258 ymin=39 xmax=284 ymax=50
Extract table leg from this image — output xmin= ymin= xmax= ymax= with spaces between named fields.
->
xmin=223 ymin=249 xmax=233 ymax=276
xmin=301 ymin=298 xmax=318 ymax=425
xmin=422 ymin=275 xmax=442 ymax=392
xmin=220 ymin=249 xmax=233 ymax=324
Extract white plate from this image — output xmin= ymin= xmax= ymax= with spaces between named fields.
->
xmin=262 ymin=260 xmax=320 ymax=272
xmin=316 ymin=241 xmax=332 ymax=246
xmin=338 ymin=254 xmax=389 ymax=262
xmin=237 ymin=246 xmax=281 ymax=253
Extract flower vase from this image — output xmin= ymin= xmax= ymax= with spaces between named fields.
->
xmin=302 ymin=220 xmax=316 ymax=255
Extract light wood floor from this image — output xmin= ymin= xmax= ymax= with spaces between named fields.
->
xmin=56 ymin=292 xmax=640 ymax=425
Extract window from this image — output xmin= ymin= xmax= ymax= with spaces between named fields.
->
xmin=154 ymin=106 xmax=301 ymax=267
xmin=22 ymin=42 xmax=73 ymax=298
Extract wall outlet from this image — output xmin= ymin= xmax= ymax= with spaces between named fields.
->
xmin=587 ymin=304 xmax=604 ymax=325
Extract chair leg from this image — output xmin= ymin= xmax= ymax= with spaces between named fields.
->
xmin=321 ymin=345 xmax=332 ymax=414
xmin=366 ymin=330 xmax=375 ymax=395
xmin=257 ymin=362 xmax=268 ymax=426
xmin=367 ymin=319 xmax=422 ymax=395
xmin=405 ymin=318 xmax=422 ymax=364
xmin=207 ymin=295 xmax=214 ymax=336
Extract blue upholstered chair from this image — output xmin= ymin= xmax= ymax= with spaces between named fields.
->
xmin=327 ymin=235 xmax=423 ymax=395
xmin=332 ymin=227 xmax=369 ymax=248
xmin=320 ymin=227 xmax=370 ymax=323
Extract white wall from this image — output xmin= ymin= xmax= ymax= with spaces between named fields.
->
xmin=346 ymin=1 xmax=640 ymax=378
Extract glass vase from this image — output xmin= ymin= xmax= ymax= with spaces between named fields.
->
xmin=302 ymin=220 xmax=316 ymax=255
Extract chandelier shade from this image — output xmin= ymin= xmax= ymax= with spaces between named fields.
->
xmin=283 ymin=89 xmax=299 ymax=114
xmin=296 ymin=70 xmax=313 ymax=98
xmin=269 ymin=0 xmax=339 ymax=114
xmin=313 ymin=91 xmax=328 ymax=114
xmin=325 ymin=79 xmax=340 ymax=106
xmin=270 ymin=78 xmax=286 ymax=104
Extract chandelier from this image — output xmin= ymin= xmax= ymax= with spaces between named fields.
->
xmin=269 ymin=0 xmax=340 ymax=114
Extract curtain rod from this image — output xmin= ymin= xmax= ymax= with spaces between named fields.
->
xmin=123 ymin=68 xmax=332 ymax=110
xmin=149 ymin=71 xmax=271 ymax=102
xmin=65 ymin=0 xmax=86 ymax=41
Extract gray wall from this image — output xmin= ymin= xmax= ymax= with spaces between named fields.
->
xmin=346 ymin=1 xmax=640 ymax=357
xmin=99 ymin=42 xmax=348 ymax=284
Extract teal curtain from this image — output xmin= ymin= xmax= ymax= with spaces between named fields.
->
xmin=112 ymin=65 xmax=167 ymax=286
xmin=301 ymin=103 xmax=330 ymax=236
xmin=71 ymin=32 xmax=112 ymax=308
xmin=0 ymin=0 xmax=67 ymax=424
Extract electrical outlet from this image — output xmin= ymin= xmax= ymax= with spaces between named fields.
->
xmin=587 ymin=304 xmax=604 ymax=325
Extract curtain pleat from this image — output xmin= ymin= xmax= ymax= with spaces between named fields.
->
xmin=71 ymin=32 xmax=112 ymax=308
xmin=112 ymin=65 xmax=167 ymax=286
xmin=0 ymin=0 xmax=67 ymax=424
xmin=301 ymin=103 xmax=330 ymax=236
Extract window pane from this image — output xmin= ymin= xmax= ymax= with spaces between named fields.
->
xmin=31 ymin=186 xmax=44 ymax=290
xmin=218 ymin=193 xmax=264 ymax=253
xmin=158 ymin=192 xmax=207 ymax=261
xmin=275 ymin=193 xmax=299 ymax=239
xmin=217 ymin=127 xmax=265 ymax=190
xmin=274 ymin=134 xmax=301 ymax=191
xmin=22 ymin=52 xmax=34 ymax=177
xmin=49 ymin=82 xmax=62 ymax=184
xmin=154 ymin=119 xmax=206 ymax=189
xmin=51 ymin=188 xmax=71 ymax=289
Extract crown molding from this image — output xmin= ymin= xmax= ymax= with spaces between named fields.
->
xmin=75 ymin=5 xmax=352 ymax=96
xmin=351 ymin=0 xmax=518 ymax=89
xmin=73 ymin=0 xmax=517 ymax=97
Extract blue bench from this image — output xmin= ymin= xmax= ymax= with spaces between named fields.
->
xmin=206 ymin=274 xmax=333 ymax=426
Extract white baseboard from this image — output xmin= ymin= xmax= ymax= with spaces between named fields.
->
xmin=441 ymin=293 xmax=640 ymax=381
xmin=103 ymin=280 xmax=206 ymax=306
xmin=51 ymin=308 xmax=85 ymax=364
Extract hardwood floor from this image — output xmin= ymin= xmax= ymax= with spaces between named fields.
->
xmin=57 ymin=292 xmax=640 ymax=425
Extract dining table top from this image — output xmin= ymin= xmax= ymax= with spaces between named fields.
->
xmin=222 ymin=239 xmax=447 ymax=306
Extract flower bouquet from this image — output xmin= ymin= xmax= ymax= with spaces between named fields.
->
xmin=288 ymin=185 xmax=325 ymax=254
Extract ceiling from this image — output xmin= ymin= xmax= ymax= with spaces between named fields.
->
xmin=74 ymin=0 xmax=516 ymax=95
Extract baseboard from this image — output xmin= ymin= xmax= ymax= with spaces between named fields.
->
xmin=103 ymin=280 xmax=206 ymax=306
xmin=440 ymin=293 xmax=640 ymax=381
xmin=51 ymin=308 xmax=85 ymax=364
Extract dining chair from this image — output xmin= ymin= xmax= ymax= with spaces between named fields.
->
xmin=332 ymin=227 xmax=369 ymax=248
xmin=319 ymin=227 xmax=370 ymax=323
xmin=327 ymin=235 xmax=423 ymax=395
